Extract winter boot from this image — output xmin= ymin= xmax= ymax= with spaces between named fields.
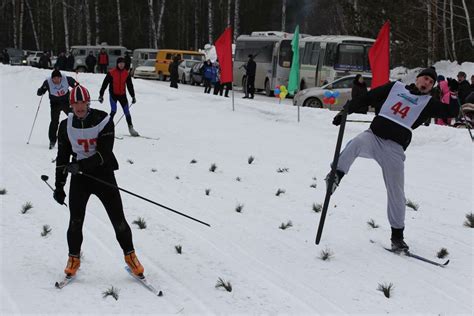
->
xmin=128 ymin=125 xmax=140 ymax=137
xmin=325 ymin=170 xmax=345 ymax=194
xmin=391 ymin=227 xmax=409 ymax=253
xmin=125 ymin=251 xmax=144 ymax=276
xmin=64 ymin=254 xmax=80 ymax=276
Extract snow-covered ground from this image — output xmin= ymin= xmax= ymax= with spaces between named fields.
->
xmin=0 ymin=64 xmax=472 ymax=315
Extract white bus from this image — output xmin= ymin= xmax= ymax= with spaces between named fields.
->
xmin=233 ymin=31 xmax=306 ymax=96
xmin=299 ymin=35 xmax=374 ymax=89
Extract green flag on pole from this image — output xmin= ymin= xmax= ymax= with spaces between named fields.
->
xmin=288 ymin=25 xmax=300 ymax=96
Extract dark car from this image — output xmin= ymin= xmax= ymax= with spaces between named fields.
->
xmin=189 ymin=61 xmax=205 ymax=86
xmin=6 ymin=48 xmax=27 ymax=66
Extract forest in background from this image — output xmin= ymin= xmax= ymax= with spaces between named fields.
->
xmin=0 ymin=0 xmax=472 ymax=67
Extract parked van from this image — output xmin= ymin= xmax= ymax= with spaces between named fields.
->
xmin=132 ymin=48 xmax=158 ymax=75
xmin=70 ymin=44 xmax=127 ymax=72
xmin=155 ymin=49 xmax=205 ymax=81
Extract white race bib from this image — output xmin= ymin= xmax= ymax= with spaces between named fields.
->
xmin=47 ymin=75 xmax=70 ymax=97
xmin=67 ymin=113 xmax=110 ymax=160
xmin=378 ymin=81 xmax=431 ymax=130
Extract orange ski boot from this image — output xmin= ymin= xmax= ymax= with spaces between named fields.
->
xmin=64 ymin=255 xmax=80 ymax=276
xmin=125 ymin=251 xmax=144 ymax=276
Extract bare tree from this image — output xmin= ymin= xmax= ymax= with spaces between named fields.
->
xmin=194 ymin=0 xmax=199 ymax=49
xmin=49 ymin=0 xmax=55 ymax=48
xmin=116 ymin=0 xmax=123 ymax=45
xmin=148 ymin=0 xmax=157 ymax=48
xmin=24 ymin=0 xmax=40 ymax=50
xmin=281 ymin=0 xmax=286 ymax=32
xmin=449 ymin=0 xmax=457 ymax=60
xmin=227 ymin=0 xmax=231 ymax=27
xmin=12 ymin=0 xmax=17 ymax=48
xmin=19 ymin=0 xmax=24 ymax=49
xmin=208 ymin=0 xmax=213 ymax=43
xmin=427 ymin=1 xmax=433 ymax=65
xmin=156 ymin=0 xmax=166 ymax=47
xmin=442 ymin=0 xmax=448 ymax=59
xmin=460 ymin=0 xmax=473 ymax=47
xmin=62 ymin=0 xmax=69 ymax=51
xmin=84 ymin=0 xmax=91 ymax=45
xmin=233 ymin=0 xmax=239 ymax=41
xmin=94 ymin=0 xmax=100 ymax=44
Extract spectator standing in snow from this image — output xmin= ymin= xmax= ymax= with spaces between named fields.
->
xmin=98 ymin=48 xmax=109 ymax=74
xmin=99 ymin=57 xmax=139 ymax=137
xmin=243 ymin=54 xmax=256 ymax=99
xmin=327 ymin=67 xmax=459 ymax=252
xmin=53 ymin=84 xmax=145 ymax=278
xmin=85 ymin=51 xmax=96 ymax=73
xmin=470 ymin=75 xmax=474 ymax=93
xmin=168 ymin=55 xmax=180 ymax=89
xmin=1 ymin=49 xmax=10 ymax=64
xmin=457 ymin=71 xmax=471 ymax=105
xmin=124 ymin=51 xmax=132 ymax=70
xmin=202 ymin=60 xmax=213 ymax=94
xmin=39 ymin=51 xmax=52 ymax=69
xmin=434 ymin=75 xmax=452 ymax=125
xmin=55 ymin=52 xmax=67 ymax=71
xmin=36 ymin=69 xmax=78 ymax=149
xmin=66 ymin=51 xmax=75 ymax=71
xmin=351 ymin=74 xmax=368 ymax=99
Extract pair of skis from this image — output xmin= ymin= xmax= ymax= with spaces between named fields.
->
xmin=55 ymin=266 xmax=163 ymax=296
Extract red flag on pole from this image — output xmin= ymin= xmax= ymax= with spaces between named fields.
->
xmin=369 ymin=21 xmax=390 ymax=89
xmin=215 ymin=27 xmax=233 ymax=84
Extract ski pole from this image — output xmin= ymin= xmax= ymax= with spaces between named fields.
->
xmin=79 ymin=171 xmax=211 ymax=227
xmin=41 ymin=175 xmax=68 ymax=207
xmin=346 ymin=119 xmax=371 ymax=123
xmin=27 ymin=94 xmax=44 ymax=144
xmin=115 ymin=103 xmax=134 ymax=126
xmin=315 ymin=104 xmax=348 ymax=245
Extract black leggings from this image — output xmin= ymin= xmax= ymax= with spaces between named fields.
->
xmin=49 ymin=102 xmax=70 ymax=143
xmin=67 ymin=172 xmax=134 ymax=256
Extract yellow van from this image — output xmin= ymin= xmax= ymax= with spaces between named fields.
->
xmin=155 ymin=49 xmax=205 ymax=81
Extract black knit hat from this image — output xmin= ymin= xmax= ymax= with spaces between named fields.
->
xmin=417 ymin=67 xmax=437 ymax=82
xmin=51 ymin=69 xmax=62 ymax=78
xmin=116 ymin=57 xmax=125 ymax=65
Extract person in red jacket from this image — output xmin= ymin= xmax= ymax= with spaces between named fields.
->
xmin=98 ymin=57 xmax=139 ymax=136
xmin=97 ymin=48 xmax=109 ymax=74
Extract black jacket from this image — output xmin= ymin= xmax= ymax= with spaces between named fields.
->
xmin=39 ymin=55 xmax=51 ymax=69
xmin=55 ymin=55 xmax=67 ymax=70
xmin=169 ymin=61 xmax=180 ymax=80
xmin=86 ymin=55 xmax=97 ymax=68
xmin=55 ymin=109 xmax=119 ymax=188
xmin=458 ymin=80 xmax=471 ymax=104
xmin=347 ymin=82 xmax=459 ymax=150
xmin=38 ymin=76 xmax=78 ymax=104
xmin=351 ymin=81 xmax=368 ymax=99
xmin=245 ymin=59 xmax=256 ymax=76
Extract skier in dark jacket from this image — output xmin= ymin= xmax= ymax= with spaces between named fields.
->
xmin=53 ymin=84 xmax=145 ymax=278
xmin=85 ymin=51 xmax=96 ymax=73
xmin=99 ymin=57 xmax=139 ymax=136
xmin=326 ymin=67 xmax=459 ymax=252
xmin=168 ymin=55 xmax=180 ymax=89
xmin=351 ymin=74 xmax=368 ymax=99
xmin=37 ymin=69 xmax=78 ymax=149
xmin=243 ymin=54 xmax=256 ymax=99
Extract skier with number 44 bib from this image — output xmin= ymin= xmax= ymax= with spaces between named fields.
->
xmin=326 ymin=67 xmax=459 ymax=252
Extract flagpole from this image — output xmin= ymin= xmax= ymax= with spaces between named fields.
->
xmin=232 ymin=81 xmax=235 ymax=111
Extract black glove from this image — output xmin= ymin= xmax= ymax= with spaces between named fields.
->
xmin=132 ymin=97 xmax=136 ymax=104
xmin=65 ymin=163 xmax=81 ymax=175
xmin=37 ymin=88 xmax=44 ymax=96
xmin=98 ymin=96 xmax=104 ymax=103
xmin=332 ymin=112 xmax=343 ymax=126
xmin=53 ymin=187 xmax=66 ymax=205
xmin=447 ymin=78 xmax=459 ymax=92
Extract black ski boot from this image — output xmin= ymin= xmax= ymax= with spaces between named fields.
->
xmin=391 ymin=227 xmax=409 ymax=253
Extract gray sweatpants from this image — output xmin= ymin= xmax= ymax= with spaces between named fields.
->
xmin=336 ymin=129 xmax=406 ymax=229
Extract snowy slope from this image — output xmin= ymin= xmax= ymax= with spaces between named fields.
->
xmin=0 ymin=64 xmax=472 ymax=315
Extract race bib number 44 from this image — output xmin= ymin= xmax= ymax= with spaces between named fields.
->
xmin=390 ymin=102 xmax=411 ymax=119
